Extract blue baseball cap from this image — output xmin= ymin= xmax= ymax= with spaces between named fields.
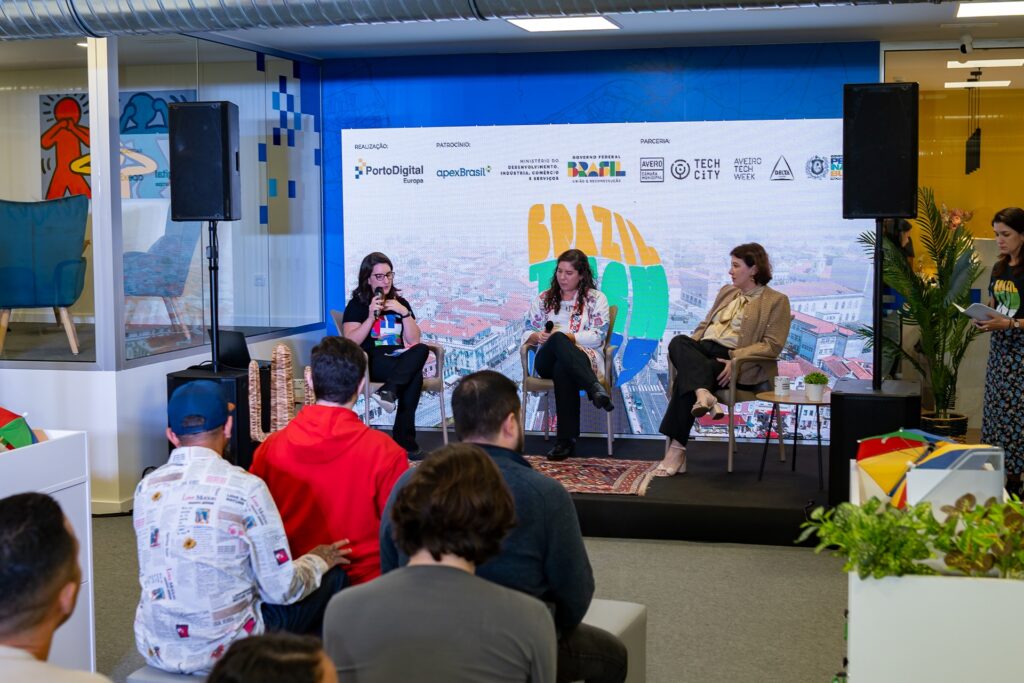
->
xmin=168 ymin=380 xmax=234 ymax=435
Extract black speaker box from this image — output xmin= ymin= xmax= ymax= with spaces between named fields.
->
xmin=828 ymin=378 xmax=922 ymax=506
xmin=842 ymin=83 xmax=919 ymax=219
xmin=169 ymin=101 xmax=241 ymax=222
xmin=166 ymin=365 xmax=270 ymax=470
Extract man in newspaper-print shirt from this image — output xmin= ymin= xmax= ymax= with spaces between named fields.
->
xmin=133 ymin=381 xmax=350 ymax=675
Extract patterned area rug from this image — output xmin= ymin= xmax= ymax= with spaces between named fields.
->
xmin=524 ymin=456 xmax=657 ymax=496
xmin=409 ymin=455 xmax=657 ymax=496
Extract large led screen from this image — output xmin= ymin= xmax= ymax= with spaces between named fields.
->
xmin=341 ymin=121 xmax=874 ymax=441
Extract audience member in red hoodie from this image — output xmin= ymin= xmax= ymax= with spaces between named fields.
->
xmin=251 ymin=336 xmax=409 ymax=586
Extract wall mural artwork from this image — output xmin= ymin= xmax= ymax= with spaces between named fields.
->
xmin=119 ymin=90 xmax=196 ymax=199
xmin=39 ymin=93 xmax=91 ymax=199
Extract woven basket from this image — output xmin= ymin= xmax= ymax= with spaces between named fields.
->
xmin=921 ymin=411 xmax=969 ymax=444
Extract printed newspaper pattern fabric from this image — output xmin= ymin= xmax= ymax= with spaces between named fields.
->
xmin=133 ymin=446 xmax=324 ymax=674
xmin=982 ymin=328 xmax=1024 ymax=475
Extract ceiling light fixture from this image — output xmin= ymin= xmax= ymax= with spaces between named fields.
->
xmin=944 ymin=80 xmax=1011 ymax=88
xmin=947 ymin=59 xmax=1024 ymax=68
xmin=507 ymin=16 xmax=620 ymax=32
xmin=957 ymin=1 xmax=1024 ymax=17
xmin=76 ymin=42 xmax=88 ymax=47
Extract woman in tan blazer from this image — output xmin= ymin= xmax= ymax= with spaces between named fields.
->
xmin=654 ymin=243 xmax=791 ymax=476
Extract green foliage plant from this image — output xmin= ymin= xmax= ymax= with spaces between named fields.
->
xmin=858 ymin=187 xmax=983 ymax=417
xmin=798 ymin=498 xmax=939 ymax=579
xmin=933 ymin=494 xmax=1024 ymax=579
xmin=804 ymin=371 xmax=829 ymax=385
xmin=800 ymin=494 xmax=1024 ymax=580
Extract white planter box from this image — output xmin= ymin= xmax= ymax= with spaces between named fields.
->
xmin=848 ymin=573 xmax=1024 ymax=682
xmin=0 ymin=430 xmax=95 ymax=672
xmin=847 ymin=462 xmax=1021 ymax=682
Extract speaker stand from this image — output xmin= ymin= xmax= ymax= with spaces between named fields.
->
xmin=206 ymin=219 xmax=221 ymax=372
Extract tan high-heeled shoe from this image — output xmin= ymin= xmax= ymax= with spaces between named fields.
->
xmin=653 ymin=443 xmax=687 ymax=477
xmin=690 ymin=390 xmax=724 ymax=420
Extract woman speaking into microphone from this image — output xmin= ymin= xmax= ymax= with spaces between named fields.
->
xmin=523 ymin=249 xmax=614 ymax=461
xmin=342 ymin=252 xmax=428 ymax=457
xmin=978 ymin=208 xmax=1024 ymax=492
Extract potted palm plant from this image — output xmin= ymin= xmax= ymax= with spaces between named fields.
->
xmin=860 ymin=187 xmax=983 ymax=441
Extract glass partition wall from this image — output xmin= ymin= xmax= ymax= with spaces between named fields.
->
xmin=0 ymin=35 xmax=323 ymax=367
xmin=119 ymin=36 xmax=324 ymax=361
xmin=0 ymin=39 xmax=95 ymax=362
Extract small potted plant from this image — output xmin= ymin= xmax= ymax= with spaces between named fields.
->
xmin=803 ymin=371 xmax=829 ymax=401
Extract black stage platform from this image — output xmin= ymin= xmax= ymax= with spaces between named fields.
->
xmin=416 ymin=431 xmax=829 ymax=547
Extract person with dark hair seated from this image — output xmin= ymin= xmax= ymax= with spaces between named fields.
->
xmin=251 ymin=336 xmax=409 ymax=586
xmin=523 ymin=248 xmax=614 ymax=461
xmin=327 ymin=443 xmax=555 ymax=682
xmin=381 ymin=370 xmax=627 ymax=683
xmin=208 ymin=633 xmax=337 ymax=683
xmin=0 ymin=492 xmax=111 ymax=682
xmin=342 ymin=251 xmax=430 ymax=457
xmin=654 ymin=242 xmax=791 ymax=476
xmin=134 ymin=381 xmax=351 ymax=675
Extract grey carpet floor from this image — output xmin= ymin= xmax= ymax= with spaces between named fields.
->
xmin=92 ymin=516 xmax=847 ymax=683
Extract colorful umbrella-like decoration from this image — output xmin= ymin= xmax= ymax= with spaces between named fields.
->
xmin=0 ymin=406 xmax=36 ymax=451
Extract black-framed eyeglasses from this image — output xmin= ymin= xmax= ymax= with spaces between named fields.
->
xmin=371 ymin=272 xmax=395 ymax=282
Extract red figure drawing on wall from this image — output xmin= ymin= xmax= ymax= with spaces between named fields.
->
xmin=40 ymin=96 xmax=92 ymax=199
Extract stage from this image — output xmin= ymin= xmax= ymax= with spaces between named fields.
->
xmin=416 ymin=431 xmax=830 ymax=547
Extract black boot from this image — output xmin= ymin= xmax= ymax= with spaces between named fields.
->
xmin=547 ymin=439 xmax=576 ymax=462
xmin=589 ymin=382 xmax=614 ymax=412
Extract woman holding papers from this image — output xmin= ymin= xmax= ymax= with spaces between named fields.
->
xmin=653 ymin=243 xmax=791 ymax=477
xmin=523 ymin=249 xmax=613 ymax=461
xmin=342 ymin=252 xmax=428 ymax=457
xmin=979 ymin=208 xmax=1024 ymax=487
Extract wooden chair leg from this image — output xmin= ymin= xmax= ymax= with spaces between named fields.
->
xmin=363 ymin=370 xmax=372 ymax=425
xmin=727 ymin=404 xmax=735 ymax=473
xmin=58 ymin=307 xmax=79 ymax=355
xmin=519 ymin=393 xmax=528 ymax=448
xmin=606 ymin=410 xmax=613 ymax=456
xmin=438 ymin=390 xmax=449 ymax=445
xmin=163 ymin=296 xmax=191 ymax=341
xmin=542 ymin=392 xmax=550 ymax=441
xmin=0 ymin=309 xmax=10 ymax=355
xmin=53 ymin=307 xmax=62 ymax=327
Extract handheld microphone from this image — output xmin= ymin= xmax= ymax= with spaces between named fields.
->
xmin=373 ymin=287 xmax=384 ymax=319
xmin=544 ymin=321 xmax=554 ymax=333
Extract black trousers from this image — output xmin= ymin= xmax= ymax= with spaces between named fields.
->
xmin=659 ymin=335 xmax=753 ymax=446
xmin=368 ymin=343 xmax=429 ymax=451
xmin=261 ymin=566 xmax=348 ymax=637
xmin=557 ymin=622 xmax=628 ymax=683
xmin=533 ymin=332 xmax=600 ymax=442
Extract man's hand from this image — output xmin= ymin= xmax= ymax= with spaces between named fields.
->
xmin=309 ymin=540 xmax=352 ymax=569
xmin=716 ymin=358 xmax=733 ymax=387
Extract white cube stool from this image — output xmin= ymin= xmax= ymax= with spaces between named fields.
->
xmin=126 ymin=666 xmax=206 ymax=682
xmin=580 ymin=598 xmax=647 ymax=683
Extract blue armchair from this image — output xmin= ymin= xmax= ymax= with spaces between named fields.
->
xmin=0 ymin=195 xmax=89 ymax=356
xmin=123 ymin=221 xmax=201 ymax=339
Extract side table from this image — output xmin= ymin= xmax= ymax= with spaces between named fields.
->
xmin=755 ymin=389 xmax=829 ymax=490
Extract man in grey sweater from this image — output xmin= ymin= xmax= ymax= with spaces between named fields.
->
xmin=380 ymin=370 xmax=627 ymax=683
xmin=325 ymin=443 xmax=556 ymax=682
